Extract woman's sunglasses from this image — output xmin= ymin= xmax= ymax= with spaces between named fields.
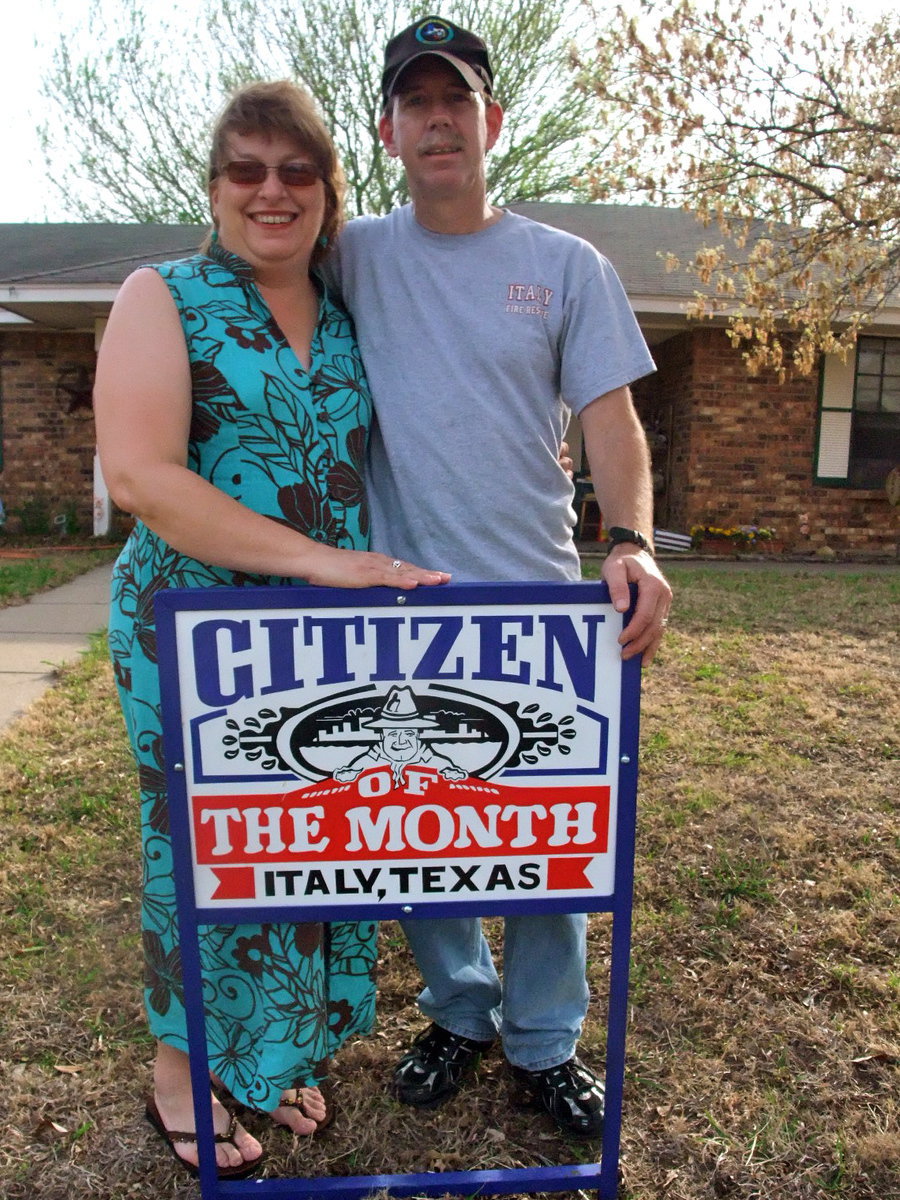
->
xmin=221 ymin=161 xmax=323 ymax=188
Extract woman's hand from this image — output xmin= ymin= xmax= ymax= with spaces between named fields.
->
xmin=299 ymin=545 xmax=450 ymax=589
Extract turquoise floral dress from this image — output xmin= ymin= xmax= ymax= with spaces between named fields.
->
xmin=108 ymin=241 xmax=376 ymax=1112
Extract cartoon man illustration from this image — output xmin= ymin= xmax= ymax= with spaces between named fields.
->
xmin=334 ymin=686 xmax=467 ymax=786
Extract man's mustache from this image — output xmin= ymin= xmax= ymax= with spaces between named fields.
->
xmin=418 ymin=136 xmax=464 ymax=155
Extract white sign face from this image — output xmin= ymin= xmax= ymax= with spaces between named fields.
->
xmin=167 ymin=591 xmax=626 ymax=910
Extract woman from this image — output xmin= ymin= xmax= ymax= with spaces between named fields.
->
xmin=94 ymin=80 xmax=449 ymax=1178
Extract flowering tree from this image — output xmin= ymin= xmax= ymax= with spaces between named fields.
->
xmin=576 ymin=0 xmax=900 ymax=377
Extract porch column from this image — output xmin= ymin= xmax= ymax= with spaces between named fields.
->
xmin=93 ymin=317 xmax=111 ymax=537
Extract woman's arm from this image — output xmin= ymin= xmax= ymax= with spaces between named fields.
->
xmin=94 ymin=269 xmax=448 ymax=589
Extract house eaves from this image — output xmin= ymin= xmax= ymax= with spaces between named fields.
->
xmin=512 ymin=202 xmax=900 ymax=335
xmin=2 ymin=209 xmax=898 ymax=335
xmin=0 ymin=285 xmax=123 ymax=331
xmin=0 ymin=222 xmax=201 ymax=330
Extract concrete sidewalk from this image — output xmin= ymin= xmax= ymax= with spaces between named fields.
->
xmin=0 ymin=563 xmax=112 ymax=731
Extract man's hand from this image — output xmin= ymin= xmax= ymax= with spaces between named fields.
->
xmin=602 ymin=545 xmax=672 ymax=665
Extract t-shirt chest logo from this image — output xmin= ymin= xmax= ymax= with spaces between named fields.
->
xmin=505 ymin=282 xmax=554 ymax=319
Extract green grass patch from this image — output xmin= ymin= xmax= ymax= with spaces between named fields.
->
xmin=581 ymin=559 xmax=899 ymax=636
xmin=0 ymin=547 xmax=119 ymax=608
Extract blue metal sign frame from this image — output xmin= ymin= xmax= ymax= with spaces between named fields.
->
xmin=155 ymin=580 xmax=641 ymax=1199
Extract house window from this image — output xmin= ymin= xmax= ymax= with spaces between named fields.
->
xmin=815 ymin=337 xmax=900 ymax=488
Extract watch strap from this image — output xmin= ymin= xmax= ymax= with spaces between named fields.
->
xmin=607 ymin=526 xmax=653 ymax=554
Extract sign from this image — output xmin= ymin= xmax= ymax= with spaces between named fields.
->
xmin=155 ymin=580 xmax=640 ymax=1199
xmin=158 ymin=581 xmax=633 ymax=917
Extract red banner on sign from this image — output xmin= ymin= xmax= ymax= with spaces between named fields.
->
xmin=193 ymin=768 xmax=609 ymax=867
xmin=546 ymin=856 xmax=594 ymax=890
xmin=210 ymin=867 xmax=257 ymax=900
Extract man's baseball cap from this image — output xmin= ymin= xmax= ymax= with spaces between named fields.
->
xmin=381 ymin=15 xmax=494 ymax=107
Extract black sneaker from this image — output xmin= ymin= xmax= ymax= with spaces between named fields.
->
xmin=510 ymin=1056 xmax=605 ymax=1138
xmin=392 ymin=1023 xmax=495 ymax=1107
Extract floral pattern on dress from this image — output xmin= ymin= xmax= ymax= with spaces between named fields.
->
xmin=108 ymin=242 xmax=376 ymax=1112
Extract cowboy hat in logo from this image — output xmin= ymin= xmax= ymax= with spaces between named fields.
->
xmin=381 ymin=14 xmax=494 ymax=105
xmin=335 ymin=687 xmax=467 ymax=786
xmin=362 ymin=686 xmax=440 ymax=729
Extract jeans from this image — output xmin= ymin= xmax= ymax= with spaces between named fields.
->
xmin=400 ymin=913 xmax=589 ymax=1071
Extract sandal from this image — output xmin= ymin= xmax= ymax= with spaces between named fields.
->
xmin=273 ymin=1080 xmax=335 ymax=1133
xmin=145 ymin=1093 xmax=265 ymax=1179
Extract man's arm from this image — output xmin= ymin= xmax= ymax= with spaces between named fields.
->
xmin=579 ymin=386 xmax=672 ymax=665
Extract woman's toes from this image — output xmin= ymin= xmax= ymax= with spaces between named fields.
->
xmin=272 ymin=1103 xmax=317 ymax=1135
xmin=217 ymin=1137 xmax=242 ymax=1170
xmin=209 ymin=1100 xmax=259 ymax=1168
xmin=271 ymin=1087 xmax=323 ymax=1135
xmin=230 ymin=1120 xmax=263 ymax=1165
xmin=297 ymin=1086 xmax=327 ymax=1122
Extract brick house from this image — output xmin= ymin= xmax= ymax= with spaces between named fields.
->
xmin=0 ymin=224 xmax=200 ymax=539
xmin=0 ymin=206 xmax=897 ymax=552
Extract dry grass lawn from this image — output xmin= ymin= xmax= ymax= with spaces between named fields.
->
xmin=0 ymin=565 xmax=897 ymax=1199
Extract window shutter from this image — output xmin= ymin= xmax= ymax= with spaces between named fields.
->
xmin=816 ymin=410 xmax=852 ymax=478
xmin=814 ymin=354 xmax=853 ymax=483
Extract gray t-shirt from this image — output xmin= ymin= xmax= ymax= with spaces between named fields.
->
xmin=323 ymin=205 xmax=655 ymax=582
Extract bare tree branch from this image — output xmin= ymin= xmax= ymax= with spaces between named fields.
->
xmin=39 ymin=0 xmax=603 ymax=223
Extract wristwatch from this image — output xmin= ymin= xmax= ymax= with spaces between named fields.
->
xmin=606 ymin=526 xmax=653 ymax=554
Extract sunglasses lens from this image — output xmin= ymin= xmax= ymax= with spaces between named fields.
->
xmin=224 ymin=161 xmax=267 ymax=185
xmin=278 ymin=164 xmax=321 ymax=187
xmin=222 ymin=161 xmax=321 ymax=187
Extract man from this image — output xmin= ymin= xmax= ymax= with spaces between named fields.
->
xmin=334 ymin=685 xmax=467 ymax=785
xmin=321 ymin=14 xmax=672 ymax=1138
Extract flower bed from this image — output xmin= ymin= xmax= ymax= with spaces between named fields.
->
xmin=691 ymin=524 xmax=778 ymax=553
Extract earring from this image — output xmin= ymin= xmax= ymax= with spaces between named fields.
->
xmin=318 ymin=234 xmax=329 ymax=247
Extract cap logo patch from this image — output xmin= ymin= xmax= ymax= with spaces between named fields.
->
xmin=416 ymin=19 xmax=454 ymax=45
